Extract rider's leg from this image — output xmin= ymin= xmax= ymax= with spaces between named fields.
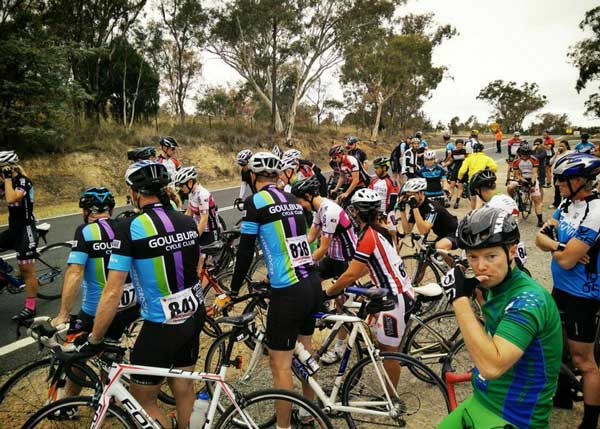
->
xmin=507 ymin=182 xmax=517 ymax=197
xmin=130 ymin=382 xmax=172 ymax=428
xmin=18 ymin=261 xmax=38 ymax=309
xmin=569 ymin=340 xmax=600 ymax=429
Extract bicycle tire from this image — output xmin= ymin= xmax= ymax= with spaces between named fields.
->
xmin=340 ymin=352 xmax=450 ymax=428
xmin=215 ymin=388 xmax=333 ymax=429
xmin=402 ymin=255 xmax=444 ymax=315
xmin=35 ymin=242 xmax=72 ymax=299
xmin=22 ymin=395 xmax=136 ymax=428
xmin=218 ymin=214 xmax=227 ymax=232
xmin=520 ymin=190 xmax=532 ymax=220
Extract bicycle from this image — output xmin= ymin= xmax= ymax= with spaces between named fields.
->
xmin=0 ymin=222 xmax=71 ymax=300
xmin=22 ymin=315 xmax=333 ymax=429
xmin=513 ymin=180 xmax=532 ymax=220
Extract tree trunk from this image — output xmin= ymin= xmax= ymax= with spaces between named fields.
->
xmin=286 ymin=87 xmax=301 ymax=143
xmin=128 ymin=59 xmax=144 ymax=130
xmin=122 ymin=48 xmax=128 ymax=128
xmin=271 ymin=18 xmax=278 ymax=134
xmin=371 ymin=100 xmax=384 ymax=142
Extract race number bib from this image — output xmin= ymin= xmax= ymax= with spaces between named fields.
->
xmin=516 ymin=242 xmax=527 ymax=266
xmin=118 ymin=283 xmax=137 ymax=310
xmin=285 ymin=235 xmax=312 ymax=267
xmin=160 ymin=286 xmax=201 ymax=324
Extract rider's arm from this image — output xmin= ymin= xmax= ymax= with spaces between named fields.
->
xmin=313 ymin=235 xmax=332 ymax=262
xmin=398 ymin=208 xmax=414 ymax=234
xmin=333 ymin=174 xmax=344 ymax=193
xmin=230 ymin=198 xmax=259 ymax=296
xmin=197 ymin=212 xmax=209 ymax=236
xmin=457 ymin=158 xmax=469 ymax=181
xmin=327 ymin=229 xmax=374 ymax=296
xmin=486 ymin=158 xmax=498 ymax=173
xmin=239 ymin=182 xmax=248 ymax=199
xmin=343 ymin=171 xmax=360 ymax=197
xmin=536 ymin=216 xmax=596 ymax=270
xmin=4 ymin=178 xmax=24 ymax=204
xmin=89 ymin=270 xmax=127 ymax=342
xmin=53 ymin=264 xmax=85 ymax=325
xmin=307 ymin=224 xmax=320 ymax=244
xmin=411 ymin=206 xmax=433 ymax=235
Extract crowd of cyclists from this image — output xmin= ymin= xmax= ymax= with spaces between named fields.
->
xmin=0 ymin=128 xmax=599 ymax=428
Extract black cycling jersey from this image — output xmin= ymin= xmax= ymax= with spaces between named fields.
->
xmin=241 ymin=168 xmax=252 ymax=185
xmin=408 ymin=198 xmax=458 ymax=239
xmin=7 ymin=173 xmax=35 ymax=227
xmin=450 ymin=149 xmax=467 ymax=168
xmin=347 ymin=148 xmax=367 ymax=165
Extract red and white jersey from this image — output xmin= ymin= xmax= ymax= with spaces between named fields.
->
xmin=336 ymin=155 xmax=371 ymax=186
xmin=369 ymin=176 xmax=398 ymax=213
xmin=188 ymin=185 xmax=220 ymax=234
xmin=312 ymin=198 xmax=356 ymax=261
xmin=507 ymin=138 xmax=522 ymax=156
xmin=354 ymin=227 xmax=414 ymax=300
xmin=157 ymin=155 xmax=181 ymax=181
xmin=296 ymin=163 xmax=315 ymax=181
xmin=512 ymin=156 xmax=539 ymax=180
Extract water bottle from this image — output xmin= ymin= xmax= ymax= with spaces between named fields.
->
xmin=295 ymin=342 xmax=320 ymax=375
xmin=189 ymin=390 xmax=210 ymax=429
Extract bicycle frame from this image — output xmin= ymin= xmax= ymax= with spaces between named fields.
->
xmin=443 ymin=371 xmax=472 ymax=411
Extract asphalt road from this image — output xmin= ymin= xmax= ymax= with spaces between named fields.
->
xmin=0 ymin=139 xmax=514 ymax=371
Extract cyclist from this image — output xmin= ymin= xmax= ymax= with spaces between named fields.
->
xmin=295 ymin=151 xmax=327 ymax=196
xmin=543 ymin=130 xmax=556 ymax=187
xmin=390 ymin=139 xmax=406 ymax=185
xmin=397 ymin=178 xmax=458 ymax=251
xmin=86 ymin=161 xmax=206 ymax=429
xmin=465 ymin=129 xmax=479 ymax=154
xmin=326 ymin=188 xmax=414 ymax=387
xmin=457 ymin=142 xmax=498 ymax=210
xmin=278 ymin=154 xmax=299 ymax=192
xmin=415 ymin=131 xmax=428 ymax=149
xmin=402 ymin=137 xmax=421 ymax=180
xmin=0 ymin=151 xmax=40 ymax=322
xmin=575 ymin=132 xmax=594 ymax=154
xmin=507 ymin=131 xmax=522 ymax=162
xmin=235 ymin=149 xmax=253 ymax=207
xmin=329 ymin=144 xmax=371 ymax=205
xmin=548 ymin=140 xmax=571 ymax=210
xmin=369 ymin=156 xmax=398 ymax=213
xmin=127 ymin=146 xmax=157 ymax=162
xmin=157 ymin=136 xmax=181 ymax=181
xmin=418 ymin=150 xmax=449 ymax=207
xmin=443 ymin=131 xmax=454 ymax=156
xmin=507 ymin=143 xmax=544 ymax=227
xmin=536 ymin=152 xmax=600 ymax=428
xmin=224 ymin=152 xmax=321 ymax=428
xmin=443 ymin=138 xmax=467 ymax=209
xmin=439 ymin=206 xmax=561 ymax=429
xmin=345 ymin=136 xmax=368 ymax=169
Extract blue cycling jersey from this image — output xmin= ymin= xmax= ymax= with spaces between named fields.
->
xmin=552 ymin=195 xmax=600 ymax=300
xmin=418 ymin=165 xmax=447 ymax=197
xmin=445 ymin=142 xmax=455 ymax=153
xmin=574 ymin=141 xmax=595 ymax=154
xmin=108 ymin=203 xmax=203 ymax=323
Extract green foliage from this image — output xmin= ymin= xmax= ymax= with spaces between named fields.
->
xmin=568 ymin=6 xmax=600 ymax=118
xmin=528 ymin=112 xmax=571 ymax=135
xmin=477 ymin=80 xmax=547 ymax=132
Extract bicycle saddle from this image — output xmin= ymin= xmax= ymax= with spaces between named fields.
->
xmin=413 ymin=282 xmax=443 ymax=297
xmin=202 ymin=240 xmax=224 ymax=256
xmin=217 ymin=311 xmax=256 ymax=327
xmin=36 ymin=222 xmax=51 ymax=232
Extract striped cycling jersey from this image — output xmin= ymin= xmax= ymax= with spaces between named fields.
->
xmin=188 ymin=184 xmax=220 ymax=237
xmin=240 ymin=184 xmax=314 ymax=288
xmin=108 ymin=203 xmax=203 ymax=324
xmin=512 ymin=157 xmax=539 ymax=180
xmin=312 ymin=198 xmax=356 ymax=261
xmin=417 ymin=165 xmax=446 ymax=197
xmin=369 ymin=175 xmax=398 ymax=213
xmin=353 ymin=226 xmax=414 ymax=300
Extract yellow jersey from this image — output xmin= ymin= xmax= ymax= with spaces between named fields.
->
xmin=457 ymin=153 xmax=498 ymax=181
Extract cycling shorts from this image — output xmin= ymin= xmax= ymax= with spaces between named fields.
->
xmin=552 ymin=288 xmax=600 ymax=343
xmin=317 ymin=256 xmax=348 ymax=280
xmin=266 ymin=272 xmax=322 ymax=351
xmin=368 ymin=295 xmax=406 ymax=347
xmin=0 ymin=225 xmax=37 ymax=264
xmin=509 ymin=180 xmax=541 ymax=197
xmin=130 ymin=308 xmax=206 ymax=385
xmin=438 ymin=395 xmax=516 ymax=429
xmin=71 ymin=306 xmax=140 ymax=342
xmin=199 ymin=230 xmax=219 ymax=248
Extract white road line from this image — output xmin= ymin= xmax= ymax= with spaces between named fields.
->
xmin=0 ymin=337 xmax=35 ymax=357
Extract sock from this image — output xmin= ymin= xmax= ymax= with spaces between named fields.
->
xmin=455 ymin=197 xmax=460 ymax=203
xmin=334 ymin=339 xmax=345 ymax=352
xmin=25 ymin=297 xmax=36 ymax=311
xmin=537 ymin=214 xmax=543 ymax=223
xmin=580 ymin=404 xmax=600 ymax=429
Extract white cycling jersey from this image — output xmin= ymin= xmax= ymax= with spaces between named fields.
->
xmin=485 ymin=194 xmax=527 ymax=266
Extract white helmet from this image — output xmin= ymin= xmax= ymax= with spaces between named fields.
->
xmin=442 ymin=130 xmax=451 ymax=138
xmin=173 ymin=166 xmax=197 ymax=185
xmin=487 ymin=195 xmax=519 ymax=218
xmin=424 ymin=150 xmax=437 ymax=160
xmin=272 ymin=145 xmax=282 ymax=159
xmin=403 ymin=178 xmax=427 ymax=193
xmin=237 ymin=149 xmax=253 ymax=166
xmin=350 ymin=188 xmax=381 ymax=213
xmin=0 ymin=151 xmax=19 ymax=165
xmin=513 ymin=131 xmax=521 ymax=137
xmin=248 ymin=152 xmax=282 ymax=176
xmin=283 ymin=149 xmax=302 ymax=160
xmin=280 ymin=155 xmax=298 ymax=172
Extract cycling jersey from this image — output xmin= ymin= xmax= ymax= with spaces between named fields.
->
xmin=465 ymin=138 xmax=477 ymax=154
xmin=408 ymin=199 xmax=457 ymax=239
xmin=418 ymin=139 xmax=428 ymax=149
xmin=445 ymin=142 xmax=455 ymax=154
xmin=8 ymin=173 xmax=35 ymax=227
xmin=473 ymin=267 xmax=561 ymax=429
xmin=369 ymin=175 xmax=398 ymax=213
xmin=296 ymin=163 xmax=314 ymax=181
xmin=552 ymin=195 xmax=600 ymax=300
xmin=188 ymin=184 xmax=220 ymax=242
xmin=334 ymin=154 xmax=371 ymax=188
xmin=512 ymin=156 xmax=539 ymax=180
xmin=575 ymin=141 xmax=595 ymax=154
xmin=353 ymin=226 xmax=414 ymax=300
xmin=347 ymin=148 xmax=367 ymax=165
xmin=239 ymin=184 xmax=314 ymax=288
xmin=485 ymin=195 xmax=527 ymax=266
xmin=69 ymin=218 xmax=137 ymax=316
xmin=543 ymin=136 xmax=555 ymax=157
xmin=402 ymin=148 xmax=419 ymax=176
xmin=507 ymin=138 xmax=522 ymax=157
xmin=108 ymin=203 xmax=202 ymax=324
xmin=157 ymin=155 xmax=181 ymax=181
xmin=417 ymin=165 xmax=446 ymax=198
xmin=312 ymin=198 xmax=356 ymax=261
xmin=457 ymin=153 xmax=498 ymax=182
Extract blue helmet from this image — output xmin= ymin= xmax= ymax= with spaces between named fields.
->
xmin=554 ymin=153 xmax=600 ymax=180
xmin=79 ymin=187 xmax=115 ymax=212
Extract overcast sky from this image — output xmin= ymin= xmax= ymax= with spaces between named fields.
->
xmin=200 ymin=0 xmax=599 ymax=128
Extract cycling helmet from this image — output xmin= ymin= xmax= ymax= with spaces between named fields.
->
xmin=456 ymin=206 xmax=520 ymax=250
xmin=424 ymin=150 xmax=437 ymax=160
xmin=0 ymin=151 xmax=19 ymax=165
xmin=329 ymin=144 xmax=344 ymax=157
xmin=553 ymin=153 xmax=600 ymax=179
xmin=173 ymin=166 xmax=198 ymax=185
xmin=472 ymin=142 xmax=484 ymax=152
xmin=415 ymin=131 xmax=423 ymax=138
xmin=469 ymin=169 xmax=497 ymax=195
xmin=513 ymin=131 xmax=520 ymax=137
xmin=127 ymin=146 xmax=156 ymax=161
xmin=373 ymin=156 xmax=390 ymax=168
xmin=79 ymin=187 xmax=115 ymax=213
xmin=410 ymin=137 xmax=420 ymax=145
xmin=350 ymin=188 xmax=381 ymax=213
xmin=290 ymin=176 xmax=321 ymax=198
xmin=403 ymin=178 xmax=427 ymax=193
xmin=518 ymin=143 xmax=532 ymax=156
xmin=236 ymin=149 xmax=253 ymax=166
xmin=346 ymin=136 xmax=359 ymax=145
xmin=455 ymin=138 xmax=465 ymax=145
xmin=280 ymin=155 xmax=298 ymax=172
xmin=248 ymin=152 xmax=282 ymax=176
xmin=283 ymin=149 xmax=302 ymax=160
xmin=272 ymin=145 xmax=282 ymax=159
xmin=125 ymin=161 xmax=170 ymax=194
xmin=443 ymin=131 xmax=451 ymax=139
xmin=470 ymin=129 xmax=479 ymax=136
xmin=159 ymin=136 xmax=178 ymax=148
xmin=582 ymin=132 xmax=590 ymax=140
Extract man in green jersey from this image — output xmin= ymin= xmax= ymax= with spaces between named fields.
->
xmin=438 ymin=207 xmax=561 ymax=429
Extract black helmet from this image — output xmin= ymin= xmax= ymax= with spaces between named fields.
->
xmin=159 ymin=136 xmax=178 ymax=148
xmin=373 ymin=156 xmax=390 ymax=168
xmin=518 ymin=143 xmax=532 ymax=156
xmin=472 ymin=142 xmax=484 ymax=152
xmin=582 ymin=132 xmax=590 ymax=140
xmin=79 ymin=187 xmax=115 ymax=213
xmin=127 ymin=146 xmax=156 ymax=161
xmin=290 ymin=176 xmax=321 ymax=198
xmin=455 ymin=138 xmax=465 ymax=145
xmin=346 ymin=136 xmax=359 ymax=146
xmin=469 ymin=169 xmax=497 ymax=196
xmin=456 ymin=207 xmax=520 ymax=250
xmin=125 ymin=161 xmax=170 ymax=195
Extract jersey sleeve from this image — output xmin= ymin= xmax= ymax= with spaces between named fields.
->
xmin=107 ymin=219 xmax=133 ymax=272
xmin=487 ymin=159 xmax=498 ymax=173
xmin=196 ymin=189 xmax=211 ymax=213
xmin=321 ymin=207 xmax=340 ymax=236
xmin=512 ymin=159 xmax=520 ymax=170
xmin=494 ymin=292 xmax=546 ymax=351
xmin=14 ymin=177 xmax=30 ymax=195
xmin=531 ymin=157 xmax=539 ymax=167
xmin=347 ymin=156 xmax=360 ymax=172
xmin=574 ymin=200 xmax=600 ymax=246
xmin=354 ymin=229 xmax=376 ymax=264
xmin=240 ymin=195 xmax=260 ymax=236
xmin=421 ymin=204 xmax=437 ymax=224
xmin=67 ymin=224 xmax=89 ymax=266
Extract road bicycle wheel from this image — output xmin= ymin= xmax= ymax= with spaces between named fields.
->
xmin=22 ymin=395 xmax=136 ymax=428
xmin=520 ymin=190 xmax=532 ymax=220
xmin=341 ymin=352 xmax=450 ymax=428
xmin=441 ymin=339 xmax=473 ymax=405
xmin=402 ymin=311 xmax=462 ymax=382
xmin=216 ymin=388 xmax=333 ymax=429
xmin=0 ymin=358 xmax=97 ymax=429
xmin=402 ymin=255 xmax=443 ymax=315
xmin=35 ymin=242 xmax=72 ymax=299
